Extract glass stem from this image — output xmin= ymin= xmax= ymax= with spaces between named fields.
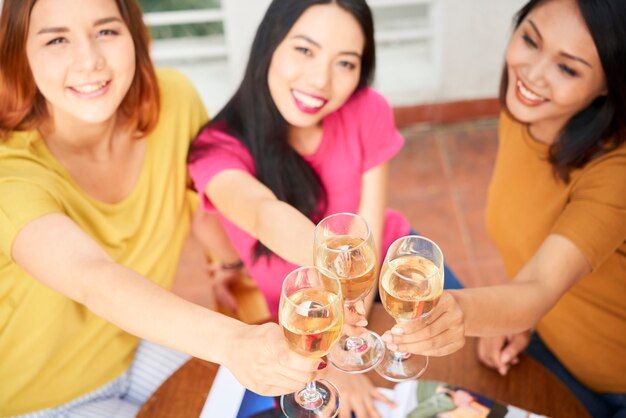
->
xmin=345 ymin=335 xmax=366 ymax=349
xmin=392 ymin=350 xmax=411 ymax=360
xmin=305 ymin=381 xmax=317 ymax=394
xmin=298 ymin=381 xmax=321 ymax=407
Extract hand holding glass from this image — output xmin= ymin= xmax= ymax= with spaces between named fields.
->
xmin=314 ymin=212 xmax=385 ymax=373
xmin=279 ymin=266 xmax=344 ymax=418
xmin=375 ymin=235 xmax=445 ymax=382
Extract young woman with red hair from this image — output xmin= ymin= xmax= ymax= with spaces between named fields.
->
xmin=0 ymin=0 xmax=322 ymax=416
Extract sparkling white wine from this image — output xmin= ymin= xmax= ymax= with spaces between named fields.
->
xmin=315 ymin=235 xmax=377 ymax=302
xmin=380 ymin=255 xmax=443 ymax=321
xmin=280 ymin=288 xmax=343 ymax=358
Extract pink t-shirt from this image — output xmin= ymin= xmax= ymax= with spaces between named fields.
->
xmin=189 ymin=87 xmax=410 ymax=314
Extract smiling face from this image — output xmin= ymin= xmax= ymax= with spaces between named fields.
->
xmin=25 ymin=0 xmax=136 ymax=128
xmin=505 ymin=0 xmax=607 ymax=142
xmin=267 ymin=4 xmax=364 ymax=134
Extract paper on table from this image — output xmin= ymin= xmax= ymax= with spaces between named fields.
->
xmin=200 ymin=366 xmax=246 ymax=418
xmin=200 ymin=370 xmax=547 ymax=418
xmin=202 ymin=368 xmax=405 ymax=418
xmin=376 ymin=380 xmax=548 ymax=418
xmin=375 ymin=380 xmax=419 ymax=418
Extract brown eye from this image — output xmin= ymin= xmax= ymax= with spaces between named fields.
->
xmin=558 ymin=63 xmax=578 ymax=77
xmin=337 ymin=61 xmax=356 ymax=70
xmin=522 ymin=33 xmax=537 ymax=48
xmin=97 ymin=29 xmax=119 ymax=37
xmin=295 ymin=47 xmax=311 ymax=56
xmin=46 ymin=37 xmax=67 ymax=46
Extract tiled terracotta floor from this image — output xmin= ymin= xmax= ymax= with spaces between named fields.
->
xmin=389 ymin=119 xmax=508 ymax=288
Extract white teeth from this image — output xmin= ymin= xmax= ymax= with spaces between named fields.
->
xmin=73 ymin=81 xmax=108 ymax=94
xmin=517 ymin=80 xmax=547 ymax=102
xmin=292 ymin=90 xmax=324 ymax=108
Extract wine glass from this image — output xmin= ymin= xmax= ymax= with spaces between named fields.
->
xmin=313 ymin=212 xmax=385 ymax=373
xmin=375 ymin=235 xmax=445 ymax=382
xmin=279 ymin=266 xmax=344 ymax=418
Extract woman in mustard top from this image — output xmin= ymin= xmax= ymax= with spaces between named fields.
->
xmin=380 ymin=1 xmax=626 ymax=417
xmin=0 ymin=0 xmax=323 ymax=416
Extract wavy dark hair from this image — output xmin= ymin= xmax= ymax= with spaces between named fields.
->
xmin=500 ymin=0 xmax=626 ymax=181
xmin=189 ymin=0 xmax=375 ymax=260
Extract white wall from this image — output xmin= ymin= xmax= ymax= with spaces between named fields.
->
xmin=222 ymin=0 xmax=273 ymax=87
xmin=437 ymin=0 xmax=524 ymax=102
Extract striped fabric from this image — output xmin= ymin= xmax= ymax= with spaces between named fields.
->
xmin=11 ymin=341 xmax=190 ymax=418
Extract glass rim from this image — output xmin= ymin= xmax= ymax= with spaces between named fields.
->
xmin=280 ymin=266 xmax=343 ymax=311
xmin=313 ymin=212 xmax=372 ymax=253
xmin=384 ymin=235 xmax=444 ymax=283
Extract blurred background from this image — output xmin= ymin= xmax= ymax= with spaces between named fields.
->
xmin=138 ymin=0 xmax=527 ymax=288
xmin=140 ymin=0 xmax=524 ymax=115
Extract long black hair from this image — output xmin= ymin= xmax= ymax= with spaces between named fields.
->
xmin=189 ymin=0 xmax=375 ymax=260
xmin=500 ymin=0 xmax=626 ymax=181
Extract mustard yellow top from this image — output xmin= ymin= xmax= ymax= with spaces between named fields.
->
xmin=486 ymin=111 xmax=626 ymax=393
xmin=0 ymin=69 xmax=208 ymax=415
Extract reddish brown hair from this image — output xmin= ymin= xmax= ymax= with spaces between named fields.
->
xmin=0 ymin=0 xmax=160 ymax=138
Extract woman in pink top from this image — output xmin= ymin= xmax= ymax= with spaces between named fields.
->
xmin=188 ymin=1 xmax=461 ymax=416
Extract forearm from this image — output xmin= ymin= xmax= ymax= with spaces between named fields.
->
xmin=256 ymin=199 xmax=315 ymax=266
xmin=448 ymin=282 xmax=550 ymax=337
xmin=84 ymin=260 xmax=247 ymax=366
xmin=451 ymin=234 xmax=592 ymax=337
xmin=208 ymin=171 xmax=315 ymax=266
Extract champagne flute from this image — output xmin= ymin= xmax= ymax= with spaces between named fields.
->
xmin=314 ymin=213 xmax=385 ymax=373
xmin=280 ymin=266 xmax=344 ymax=418
xmin=375 ymin=235 xmax=444 ymax=382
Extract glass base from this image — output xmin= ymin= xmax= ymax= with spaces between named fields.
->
xmin=280 ymin=379 xmax=340 ymax=418
xmin=375 ymin=350 xmax=429 ymax=382
xmin=327 ymin=331 xmax=385 ymax=373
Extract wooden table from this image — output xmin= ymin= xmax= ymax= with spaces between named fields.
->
xmin=137 ymin=304 xmax=590 ymax=418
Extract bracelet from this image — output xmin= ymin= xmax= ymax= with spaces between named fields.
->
xmin=220 ymin=259 xmax=244 ymax=270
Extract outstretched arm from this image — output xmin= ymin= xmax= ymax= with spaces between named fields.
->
xmin=12 ymin=213 xmax=321 ymax=396
xmin=451 ymin=234 xmax=590 ymax=335
xmin=205 ymin=168 xmax=316 ymax=266
xmin=384 ymin=234 xmax=591 ymax=357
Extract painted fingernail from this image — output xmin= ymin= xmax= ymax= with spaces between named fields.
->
xmin=381 ymin=333 xmax=392 ymax=342
xmin=356 ymin=320 xmax=368 ymax=327
xmin=317 ymin=361 xmax=327 ymax=370
xmin=355 ymin=302 xmax=366 ymax=315
xmin=391 ymin=327 xmax=404 ymax=335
